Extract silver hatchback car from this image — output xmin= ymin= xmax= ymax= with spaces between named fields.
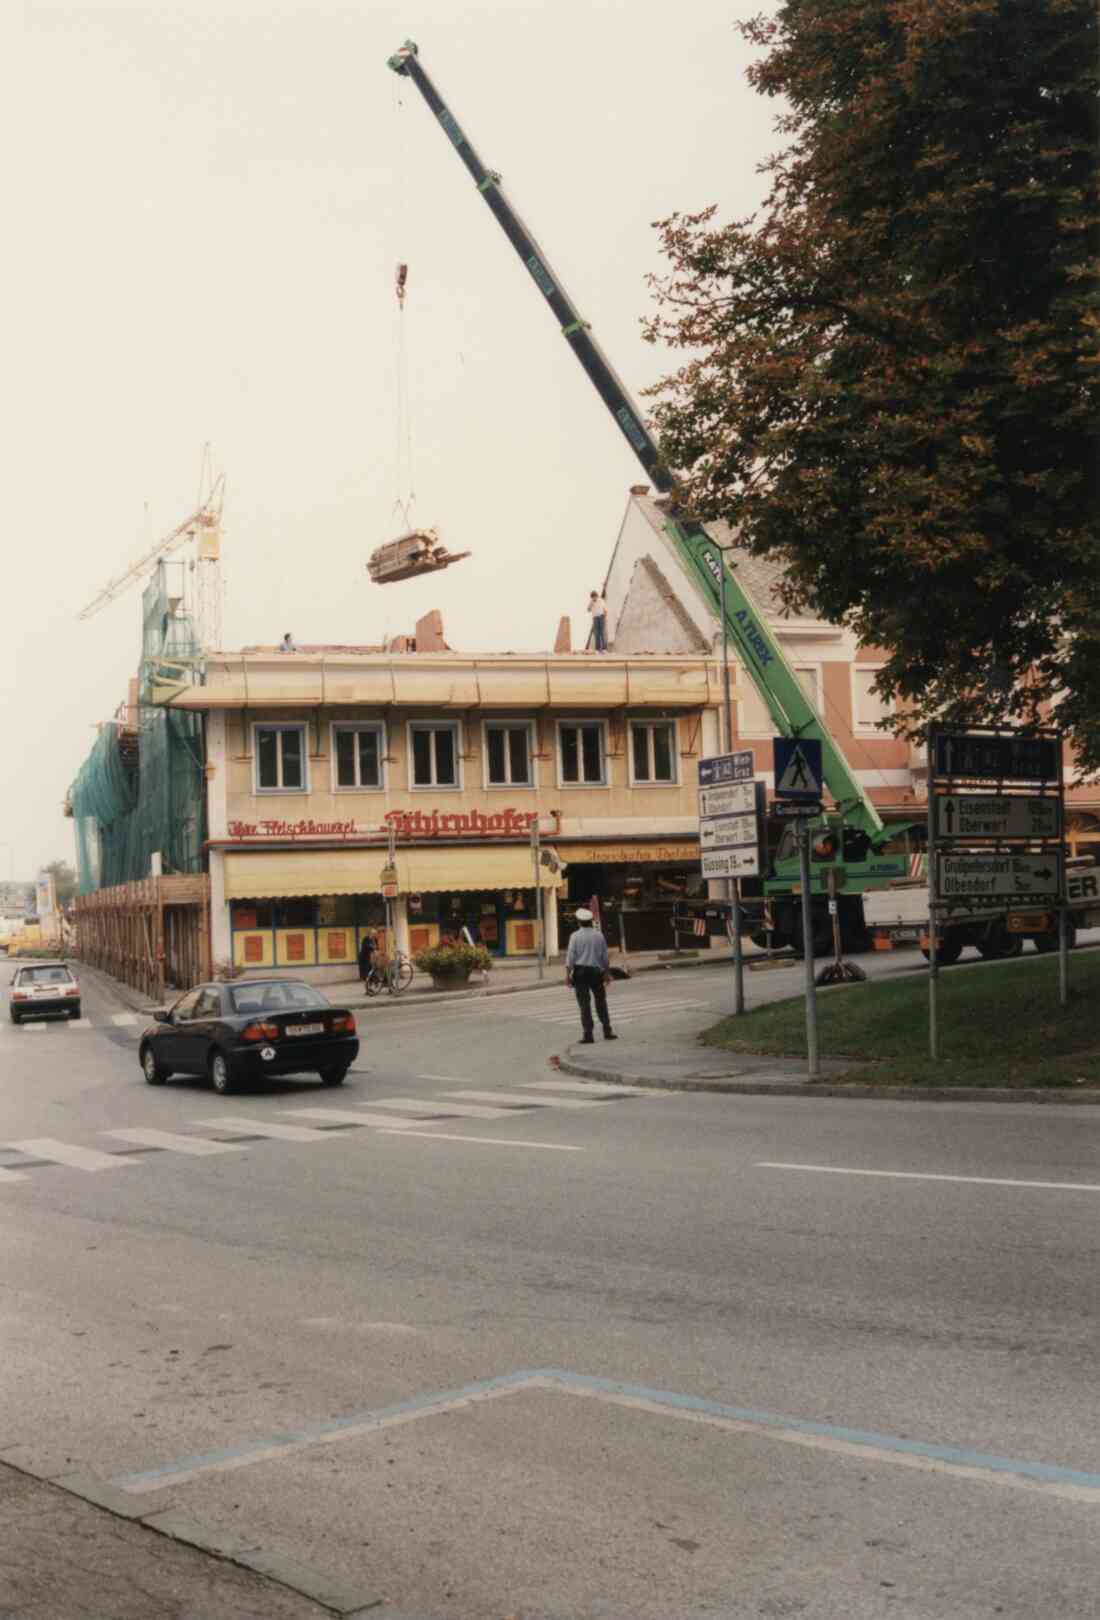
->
xmin=9 ymin=963 xmax=81 ymax=1023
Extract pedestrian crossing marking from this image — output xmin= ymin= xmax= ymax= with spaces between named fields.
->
xmin=110 ymin=1013 xmax=139 ymax=1026
xmin=192 ymin=1117 xmax=339 ymax=1143
xmin=7 ymin=1137 xmax=138 ymax=1172
xmin=521 ymin=1080 xmax=665 ymax=1097
xmin=369 ymin=1096 xmax=516 ymax=1120
xmin=281 ymin=1108 xmax=428 ymax=1130
xmin=21 ymin=1022 xmax=49 ymax=1031
xmin=446 ymin=1089 xmax=601 ymax=1111
xmin=0 ymin=1166 xmax=27 ymax=1184
xmin=103 ymin=1128 xmax=247 ymax=1157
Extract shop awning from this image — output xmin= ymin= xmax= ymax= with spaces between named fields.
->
xmin=223 ymin=846 xmax=564 ymax=900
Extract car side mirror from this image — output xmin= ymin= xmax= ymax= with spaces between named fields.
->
xmin=149 ymin=1008 xmax=172 ymax=1023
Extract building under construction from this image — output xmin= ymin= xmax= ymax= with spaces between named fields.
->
xmin=68 ymin=563 xmax=211 ymax=998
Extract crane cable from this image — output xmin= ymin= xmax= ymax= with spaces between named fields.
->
xmin=391 ymin=75 xmax=416 ymax=533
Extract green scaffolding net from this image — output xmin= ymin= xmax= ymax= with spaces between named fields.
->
xmin=70 ymin=565 xmax=207 ymax=895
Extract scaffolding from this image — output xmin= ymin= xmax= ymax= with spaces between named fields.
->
xmin=69 ymin=563 xmax=210 ymax=995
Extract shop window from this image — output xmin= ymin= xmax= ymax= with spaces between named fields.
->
xmin=485 ymin=723 xmax=532 ymax=787
xmin=255 ymin=725 xmax=306 ymax=791
xmin=631 ymin=722 xmax=677 ymax=784
xmin=334 ymin=724 xmax=384 ymax=789
xmin=559 ymin=721 xmax=606 ymax=786
xmin=318 ymin=895 xmax=356 ymax=925
xmin=409 ymin=722 xmax=460 ymax=788
xmin=274 ymin=899 xmax=316 ymax=928
xmin=232 ymin=902 xmax=273 ymax=930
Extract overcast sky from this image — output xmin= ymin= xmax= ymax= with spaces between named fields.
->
xmin=8 ymin=0 xmax=779 ymax=879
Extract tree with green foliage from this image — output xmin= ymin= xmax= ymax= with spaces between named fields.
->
xmin=645 ymin=0 xmax=1099 ymax=767
xmin=44 ymin=860 xmax=78 ymax=907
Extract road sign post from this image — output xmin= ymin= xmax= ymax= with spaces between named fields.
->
xmin=797 ymin=821 xmax=819 ymax=1078
xmin=928 ymin=725 xmax=1066 ymax=1055
xmin=698 ymin=752 xmax=759 ymax=1017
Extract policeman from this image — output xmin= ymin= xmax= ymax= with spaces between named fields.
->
xmin=565 ymin=909 xmax=617 ymax=1044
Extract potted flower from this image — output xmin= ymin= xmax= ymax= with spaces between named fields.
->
xmin=413 ymin=940 xmax=493 ymax=991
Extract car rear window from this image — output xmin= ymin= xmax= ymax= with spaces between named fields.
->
xmin=228 ymin=982 xmax=330 ymax=1015
xmin=19 ymin=966 xmax=75 ymax=985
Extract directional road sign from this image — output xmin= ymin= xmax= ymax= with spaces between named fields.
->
xmin=933 ymin=794 xmax=1062 ymax=842
xmin=935 ymin=852 xmax=1062 ymax=902
xmin=702 ymin=846 xmax=761 ymax=881
xmin=932 ymin=732 xmax=1059 ymax=784
xmin=773 ymin=801 xmax=824 ymax=819
xmin=700 ymin=813 xmax=760 ymax=854
xmin=698 ymin=780 xmax=757 ymax=819
xmin=698 ymin=750 xmax=755 ymax=787
xmin=773 ymin=737 xmax=823 ymax=802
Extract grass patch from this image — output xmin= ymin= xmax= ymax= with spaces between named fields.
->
xmin=702 ymin=950 xmax=1100 ymax=1088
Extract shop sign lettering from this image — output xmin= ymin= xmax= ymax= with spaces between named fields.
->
xmin=383 ymin=809 xmax=538 ymax=837
xmin=228 ymin=819 xmax=359 ymax=839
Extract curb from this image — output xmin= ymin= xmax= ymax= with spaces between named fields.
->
xmin=0 ymin=1454 xmax=382 ymax=1617
xmin=554 ymin=1056 xmax=1100 ymax=1104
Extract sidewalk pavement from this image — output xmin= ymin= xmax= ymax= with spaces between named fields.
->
xmin=0 ymin=1458 xmax=383 ymax=1620
xmin=555 ymin=1030 xmax=1100 ymax=1104
xmin=90 ymin=943 xmax=747 ymax=1016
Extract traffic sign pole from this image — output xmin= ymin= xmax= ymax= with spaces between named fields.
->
xmin=798 ymin=824 xmax=819 ymax=1078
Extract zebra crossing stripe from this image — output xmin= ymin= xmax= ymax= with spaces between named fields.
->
xmin=446 ymin=1089 xmax=601 ymax=1111
xmin=369 ymin=1096 xmax=516 ymax=1120
xmin=110 ymin=1013 xmax=139 ymax=1026
xmin=0 ymin=1166 xmax=27 ymax=1184
xmin=280 ymin=1108 xmax=427 ymax=1130
xmin=192 ymin=1117 xmax=339 ymax=1143
xmin=7 ymin=1138 xmax=137 ymax=1172
xmin=520 ymin=1080 xmax=663 ymax=1097
xmin=103 ymin=1128 xmax=247 ymax=1157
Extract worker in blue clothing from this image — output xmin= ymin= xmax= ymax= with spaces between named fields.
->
xmin=565 ymin=908 xmax=617 ymax=1044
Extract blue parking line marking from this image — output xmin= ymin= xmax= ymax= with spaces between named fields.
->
xmin=110 ymin=1367 xmax=1100 ymax=1500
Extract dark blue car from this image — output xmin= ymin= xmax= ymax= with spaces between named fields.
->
xmin=139 ymin=979 xmax=359 ymax=1094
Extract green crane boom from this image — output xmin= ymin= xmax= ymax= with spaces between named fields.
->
xmin=389 ymin=40 xmax=914 ymax=949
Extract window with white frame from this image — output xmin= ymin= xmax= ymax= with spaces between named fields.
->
xmin=255 ymin=724 xmax=307 ymax=791
xmin=631 ymin=721 xmax=677 ymax=784
xmin=333 ymin=723 xmax=384 ymax=789
xmin=853 ymin=667 xmax=891 ymax=730
xmin=409 ymin=722 xmax=460 ymax=788
xmin=559 ymin=720 xmax=607 ymax=786
xmin=485 ymin=722 xmax=533 ymax=787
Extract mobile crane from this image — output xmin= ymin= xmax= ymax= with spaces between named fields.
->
xmin=388 ymin=39 xmax=919 ymax=954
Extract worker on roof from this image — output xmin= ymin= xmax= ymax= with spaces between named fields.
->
xmin=587 ymin=591 xmax=608 ymax=653
xmin=279 ymin=632 xmax=296 ymax=653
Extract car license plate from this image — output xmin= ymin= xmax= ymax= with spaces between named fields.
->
xmin=893 ymin=927 xmax=919 ymax=942
xmin=285 ymin=1022 xmax=325 ymax=1036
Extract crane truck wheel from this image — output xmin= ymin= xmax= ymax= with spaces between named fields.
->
xmin=921 ymin=937 xmax=963 ymax=966
xmin=789 ymin=906 xmax=834 ymax=960
xmin=977 ymin=924 xmax=1024 ymax=961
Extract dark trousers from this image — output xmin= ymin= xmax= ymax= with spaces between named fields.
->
xmin=572 ymin=965 xmax=611 ymax=1036
xmin=592 ymin=614 xmax=607 ymax=651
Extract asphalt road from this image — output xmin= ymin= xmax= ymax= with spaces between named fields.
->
xmin=1 ymin=950 xmax=1098 ymax=1620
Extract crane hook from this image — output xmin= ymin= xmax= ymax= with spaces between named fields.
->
xmin=395 ymin=262 xmax=408 ymax=307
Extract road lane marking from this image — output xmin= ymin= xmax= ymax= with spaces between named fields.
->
xmin=19 ymin=1022 xmax=50 ymax=1031
xmin=0 ymin=1167 xmax=28 ymax=1184
xmin=759 ymin=1163 xmax=1100 ymax=1193
xmin=110 ymin=1367 xmax=1100 ymax=1504
xmin=6 ymin=1138 xmax=138 ymax=1172
xmin=446 ymin=1089 xmax=601 ymax=1111
xmin=368 ymin=1096 xmax=515 ymax=1120
xmin=69 ymin=1019 xmax=93 ymax=1029
xmin=192 ymin=1117 xmax=339 ymax=1143
xmin=378 ymin=1130 xmax=583 ymax=1151
xmin=110 ymin=1013 xmax=138 ymax=1026
xmin=102 ymin=1129 xmax=247 ymax=1157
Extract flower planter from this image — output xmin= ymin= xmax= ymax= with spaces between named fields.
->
xmin=429 ymin=972 xmax=472 ymax=992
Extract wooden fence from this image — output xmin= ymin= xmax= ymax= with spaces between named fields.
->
xmin=73 ymin=875 xmax=210 ymax=1001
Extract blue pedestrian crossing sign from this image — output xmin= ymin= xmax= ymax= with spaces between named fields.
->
xmin=773 ymin=737 xmax=824 ymax=801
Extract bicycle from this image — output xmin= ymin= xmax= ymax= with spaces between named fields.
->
xmin=363 ymin=951 xmax=414 ymax=996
